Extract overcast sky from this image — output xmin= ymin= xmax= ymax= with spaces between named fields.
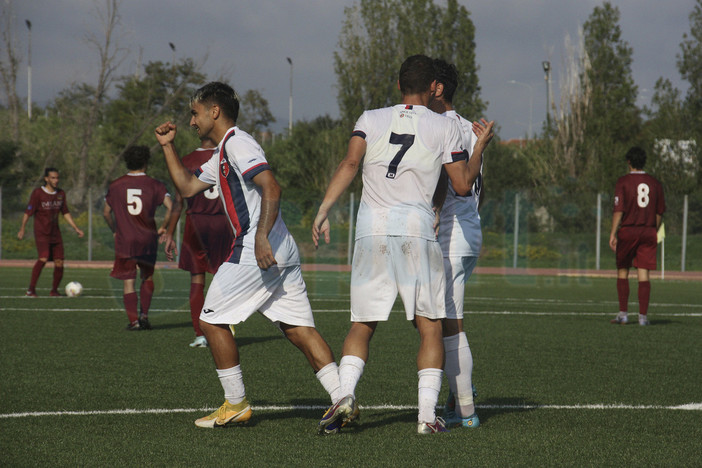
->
xmin=7 ymin=0 xmax=696 ymax=140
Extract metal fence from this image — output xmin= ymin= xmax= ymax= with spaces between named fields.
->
xmin=0 ymin=186 xmax=698 ymax=274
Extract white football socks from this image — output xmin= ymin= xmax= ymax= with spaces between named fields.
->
xmin=444 ymin=332 xmax=475 ymax=416
xmin=216 ymin=365 xmax=246 ymax=405
xmin=338 ymin=355 xmax=365 ymax=398
xmin=316 ymin=362 xmax=342 ymax=403
xmin=417 ymin=368 xmax=443 ymax=423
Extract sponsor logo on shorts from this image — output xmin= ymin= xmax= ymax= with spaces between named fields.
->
xmin=203 ymin=308 xmax=214 ymax=314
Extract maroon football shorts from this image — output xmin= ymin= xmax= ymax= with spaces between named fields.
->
xmin=35 ymin=237 xmax=64 ymax=261
xmin=178 ymin=216 xmax=232 ymax=275
xmin=110 ymin=253 xmax=157 ymax=280
xmin=616 ymin=226 xmax=657 ymax=270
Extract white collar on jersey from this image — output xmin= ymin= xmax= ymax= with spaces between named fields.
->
xmin=41 ymin=186 xmax=57 ymax=195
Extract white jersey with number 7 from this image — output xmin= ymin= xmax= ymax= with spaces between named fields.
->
xmin=352 ymin=104 xmax=466 ymax=241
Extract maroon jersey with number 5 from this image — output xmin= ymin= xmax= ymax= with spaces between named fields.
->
xmin=613 ymin=171 xmax=665 ymax=228
xmin=105 ymin=173 xmax=169 ymax=257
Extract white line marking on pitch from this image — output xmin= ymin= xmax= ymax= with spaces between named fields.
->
xmin=0 ymin=307 xmax=701 ymax=317
xmin=2 ymin=402 xmax=701 ymax=419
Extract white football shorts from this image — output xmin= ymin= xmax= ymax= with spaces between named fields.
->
xmin=443 ymin=256 xmax=478 ymax=320
xmin=350 ymin=235 xmax=446 ymax=322
xmin=200 ymin=262 xmax=315 ymax=328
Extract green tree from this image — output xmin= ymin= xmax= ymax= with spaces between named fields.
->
xmin=238 ymin=89 xmax=276 ymax=140
xmin=334 ymin=0 xmax=484 ymax=127
xmin=71 ymin=0 xmax=128 ymax=210
xmin=676 ymin=0 xmax=702 ymax=196
xmin=100 ymin=59 xmax=206 ymax=187
xmin=0 ymin=0 xmax=21 ymax=143
xmin=266 ymin=116 xmax=351 ymax=223
xmin=527 ymin=32 xmax=597 ymax=231
xmin=582 ymin=2 xmax=641 ymax=192
xmin=678 ymin=0 xmax=702 ymax=126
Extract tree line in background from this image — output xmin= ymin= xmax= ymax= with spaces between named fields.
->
xmin=1 ymin=0 xmax=700 ymax=237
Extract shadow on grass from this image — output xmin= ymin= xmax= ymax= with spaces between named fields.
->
xmin=648 ymin=319 xmax=673 ymax=326
xmin=228 ymin=396 xmax=542 ymax=432
xmin=145 ymin=321 xmax=193 ymax=331
xmin=475 ymin=396 xmax=540 ymax=424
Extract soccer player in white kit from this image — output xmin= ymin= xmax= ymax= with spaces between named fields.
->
xmin=313 ymin=55 xmax=494 ymax=434
xmin=155 ymin=82 xmax=341 ymax=429
xmin=430 ymin=59 xmax=489 ymax=429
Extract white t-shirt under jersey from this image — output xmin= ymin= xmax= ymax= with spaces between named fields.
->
xmin=352 ymin=104 xmax=466 ymax=241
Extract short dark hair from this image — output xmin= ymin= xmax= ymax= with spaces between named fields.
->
xmin=124 ymin=145 xmax=151 ymax=171
xmin=191 ymin=82 xmax=240 ymax=123
xmin=625 ymin=146 xmax=646 ymax=170
xmin=399 ymin=55 xmax=435 ymax=96
xmin=433 ymin=58 xmax=458 ymax=104
xmin=44 ymin=167 xmax=58 ymax=177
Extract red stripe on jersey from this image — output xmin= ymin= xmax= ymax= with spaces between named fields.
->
xmin=218 ymin=130 xmax=243 ymax=238
xmin=242 ymin=162 xmax=268 ymax=178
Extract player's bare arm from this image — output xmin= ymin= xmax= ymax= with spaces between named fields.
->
xmin=158 ymin=195 xmax=174 ymax=239
xmin=609 ymin=211 xmax=623 ymax=251
xmin=312 ymin=136 xmax=365 ymax=247
xmin=444 ymin=119 xmax=494 ymax=196
xmin=63 ymin=213 xmax=85 ymax=238
xmin=432 ymin=169 xmax=449 ymax=238
xmin=103 ymin=202 xmax=115 ymax=234
xmin=155 ymin=122 xmax=212 ymax=198
xmin=252 ymin=170 xmax=281 ymax=270
xmin=17 ymin=213 xmax=30 ymax=240
xmin=163 ymin=191 xmax=184 ymax=260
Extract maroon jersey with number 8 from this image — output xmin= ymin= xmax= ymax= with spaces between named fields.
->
xmin=613 ymin=172 xmax=665 ymax=228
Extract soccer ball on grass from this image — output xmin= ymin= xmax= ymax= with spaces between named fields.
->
xmin=65 ymin=281 xmax=83 ymax=297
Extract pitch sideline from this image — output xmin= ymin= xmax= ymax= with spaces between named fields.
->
xmin=3 ymin=402 xmax=702 ymax=419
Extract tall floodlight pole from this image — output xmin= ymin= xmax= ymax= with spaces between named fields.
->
xmin=26 ymin=20 xmax=32 ymax=119
xmin=286 ymin=57 xmax=293 ymax=134
xmin=542 ymin=61 xmax=551 ymax=124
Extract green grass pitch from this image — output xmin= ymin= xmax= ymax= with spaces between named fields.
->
xmin=1 ymin=266 xmax=701 ymax=466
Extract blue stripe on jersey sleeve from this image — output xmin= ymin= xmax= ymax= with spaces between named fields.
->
xmin=351 ymin=130 xmax=366 ymax=139
xmin=242 ymin=162 xmax=270 ymax=181
xmin=451 ymin=150 xmax=468 ymax=162
xmin=194 ymin=167 xmax=203 ymax=177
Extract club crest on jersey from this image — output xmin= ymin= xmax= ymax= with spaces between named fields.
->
xmin=220 ymin=158 xmax=230 ymax=178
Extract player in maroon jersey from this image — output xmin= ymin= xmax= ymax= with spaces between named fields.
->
xmin=163 ymin=137 xmax=234 ymax=347
xmin=103 ymin=146 xmax=173 ymax=330
xmin=17 ymin=168 xmax=84 ymax=296
xmin=609 ymin=147 xmax=665 ymax=326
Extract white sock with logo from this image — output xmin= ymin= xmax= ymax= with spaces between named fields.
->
xmin=338 ymin=355 xmax=365 ymax=398
xmin=316 ymin=362 xmax=342 ymax=403
xmin=444 ymin=332 xmax=475 ymax=417
xmin=216 ymin=365 xmax=245 ymax=405
xmin=417 ymin=368 xmax=443 ymax=423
